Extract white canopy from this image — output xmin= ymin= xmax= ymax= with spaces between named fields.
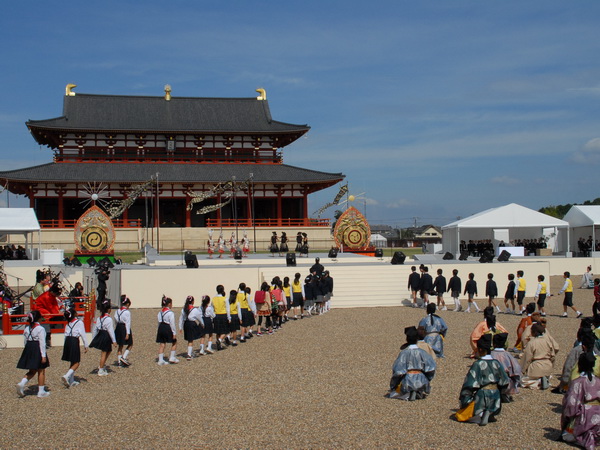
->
xmin=370 ymin=233 xmax=388 ymax=247
xmin=563 ymin=205 xmax=600 ymax=253
xmin=0 ymin=208 xmax=41 ymax=259
xmin=442 ymin=203 xmax=569 ymax=255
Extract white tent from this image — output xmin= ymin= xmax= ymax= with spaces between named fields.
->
xmin=441 ymin=203 xmax=569 ymax=256
xmin=0 ymin=208 xmax=41 ymax=259
xmin=563 ymin=205 xmax=600 ymax=253
xmin=370 ymin=233 xmax=388 ymax=247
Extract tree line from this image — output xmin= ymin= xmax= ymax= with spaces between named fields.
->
xmin=538 ymin=198 xmax=600 ymax=219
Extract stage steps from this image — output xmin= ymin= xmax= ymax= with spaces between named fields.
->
xmin=259 ymin=264 xmax=415 ymax=308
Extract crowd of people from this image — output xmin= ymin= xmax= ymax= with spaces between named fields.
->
xmin=459 ymin=238 xmax=550 ymax=258
xmin=0 ymin=244 xmax=28 ymax=260
xmin=14 ymin=258 xmax=333 ymax=397
xmin=387 ymin=287 xmax=600 ymax=446
xmin=578 ymin=237 xmax=600 ymax=257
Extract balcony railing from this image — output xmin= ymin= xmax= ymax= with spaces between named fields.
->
xmin=39 ymin=219 xmax=142 ymax=229
xmin=38 ymin=218 xmax=329 ymax=229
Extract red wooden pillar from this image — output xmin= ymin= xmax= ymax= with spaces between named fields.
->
xmin=246 ymin=188 xmax=252 ymax=227
xmin=216 ymin=192 xmax=222 ymax=227
xmin=185 ymin=196 xmax=191 ymax=227
xmin=122 ymin=201 xmax=129 ymax=227
xmin=57 ymin=188 xmax=65 ymax=227
xmin=302 ymin=187 xmax=309 ymax=226
xmin=276 ymin=187 xmax=282 ymax=227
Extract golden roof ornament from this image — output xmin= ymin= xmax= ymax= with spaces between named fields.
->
xmin=65 ymin=83 xmax=77 ymax=96
xmin=164 ymin=84 xmax=172 ymax=101
xmin=256 ymin=88 xmax=266 ymax=100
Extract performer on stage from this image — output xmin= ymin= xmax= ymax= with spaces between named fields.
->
xmin=217 ymin=232 xmax=225 ymax=259
xmin=241 ymin=230 xmax=250 ymax=257
xmin=229 ymin=232 xmax=237 ymax=257
xmin=270 ymin=231 xmax=279 ymax=257
xmin=280 ymin=232 xmax=289 ymax=255
xmin=295 ymin=232 xmax=303 ymax=254
xmin=207 ymin=229 xmax=215 ymax=259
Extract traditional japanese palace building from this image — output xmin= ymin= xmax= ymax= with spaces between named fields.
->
xmin=0 ymin=85 xmax=344 ymax=230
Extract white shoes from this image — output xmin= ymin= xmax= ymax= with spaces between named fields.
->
xmin=98 ymin=368 xmax=109 ymax=376
xmin=16 ymin=383 xmax=25 ymax=398
xmin=441 ymin=306 xmax=448 ymax=311
xmin=169 ymin=358 xmax=180 ymax=364
xmin=157 ymin=359 xmax=169 ymax=366
xmin=70 ymin=381 xmax=80 ymax=387
xmin=37 ymin=390 xmax=50 ymax=398
xmin=62 ymin=375 xmax=70 ymax=388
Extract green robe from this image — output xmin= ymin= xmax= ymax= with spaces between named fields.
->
xmin=459 ymin=356 xmax=510 ymax=417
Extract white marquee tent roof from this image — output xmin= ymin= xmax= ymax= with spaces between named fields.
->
xmin=563 ymin=205 xmax=600 ymax=227
xmin=0 ymin=208 xmax=40 ymax=233
xmin=442 ymin=203 xmax=568 ymax=229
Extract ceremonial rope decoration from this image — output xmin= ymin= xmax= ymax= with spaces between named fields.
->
xmin=186 ymin=178 xmax=251 ymax=215
xmin=105 ymin=178 xmax=156 ymax=219
xmin=312 ymin=183 xmax=348 ymax=218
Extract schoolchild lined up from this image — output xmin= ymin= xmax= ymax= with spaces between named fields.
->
xmin=485 ymin=273 xmax=500 ymax=313
xmin=291 ymin=272 xmax=305 ymax=319
xmin=227 ymin=289 xmax=242 ymax=345
xmin=61 ymin=307 xmax=88 ymax=388
xmin=179 ymin=295 xmax=204 ymax=360
xmin=16 ymin=310 xmax=50 ymax=398
xmin=199 ymin=295 xmax=215 ymax=354
xmin=433 ymin=269 xmax=447 ymax=311
xmin=114 ymin=295 xmax=133 ymax=366
xmin=156 ymin=296 xmax=179 ymax=365
xmin=504 ymin=274 xmax=516 ymax=314
xmin=238 ymin=284 xmax=255 ymax=342
xmin=212 ymin=285 xmax=231 ymax=350
xmin=89 ymin=300 xmax=117 ymax=376
xmin=464 ymin=273 xmax=480 ymax=313
xmin=447 ymin=269 xmax=462 ymax=312
xmin=534 ymin=275 xmax=549 ymax=317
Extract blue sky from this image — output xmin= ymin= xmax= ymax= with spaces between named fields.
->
xmin=1 ymin=1 xmax=599 ymax=228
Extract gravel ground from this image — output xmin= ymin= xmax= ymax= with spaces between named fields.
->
xmin=0 ymin=275 xmax=594 ymax=448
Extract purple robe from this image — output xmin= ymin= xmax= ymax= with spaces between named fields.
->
xmin=491 ymin=348 xmax=522 ymax=395
xmin=561 ymin=375 xmax=600 ymax=450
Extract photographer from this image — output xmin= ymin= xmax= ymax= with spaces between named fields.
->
xmin=96 ymin=266 xmax=110 ymax=310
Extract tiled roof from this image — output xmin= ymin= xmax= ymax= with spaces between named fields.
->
xmin=0 ymin=162 xmax=344 ymax=184
xmin=27 ymin=94 xmax=309 ymax=134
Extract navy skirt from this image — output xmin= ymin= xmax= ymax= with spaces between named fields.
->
xmin=156 ymin=322 xmax=175 ymax=343
xmin=61 ymin=336 xmax=81 ymax=364
xmin=213 ymin=314 xmax=230 ymax=335
xmin=183 ymin=320 xmax=201 ymax=341
xmin=202 ymin=317 xmax=214 ymax=335
xmin=115 ymin=323 xmax=133 ymax=346
xmin=292 ymin=292 xmax=304 ymax=307
xmin=241 ymin=308 xmax=255 ymax=327
xmin=90 ymin=329 xmax=113 ymax=352
xmin=17 ymin=340 xmax=49 ymax=370
xmin=229 ymin=315 xmax=241 ymax=332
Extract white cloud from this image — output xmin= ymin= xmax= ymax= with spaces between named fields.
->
xmin=571 ymin=138 xmax=600 ymax=164
xmin=386 ymin=199 xmax=412 ymax=208
xmin=491 ymin=176 xmax=520 ymax=185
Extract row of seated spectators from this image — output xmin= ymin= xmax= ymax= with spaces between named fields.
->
xmin=577 ymin=237 xmax=600 ymax=256
xmin=0 ymin=245 xmax=28 ymax=260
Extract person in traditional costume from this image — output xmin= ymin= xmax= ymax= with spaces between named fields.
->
xmin=416 ymin=327 xmax=437 ymax=359
xmin=514 ymin=302 xmax=536 ymax=351
xmin=241 ymin=230 xmax=250 ymax=257
xmin=229 ymin=232 xmax=237 ymax=257
xmin=301 ymin=232 xmax=309 ymax=257
xmin=554 ymin=328 xmax=594 ymax=394
xmin=561 ymin=352 xmax=600 ymax=449
xmin=469 ymin=307 xmax=508 ymax=358
xmin=455 ymin=334 xmax=509 ymax=426
xmin=16 ymin=310 xmax=50 ymax=398
xmin=270 ymin=232 xmax=279 ymax=257
xmin=280 ymin=232 xmax=289 ymax=255
xmin=521 ymin=323 xmax=559 ymax=389
xmin=295 ymin=232 xmax=303 ymax=254
xmin=418 ymin=303 xmax=448 ymax=358
xmin=217 ymin=232 xmax=225 ymax=258
xmin=386 ymin=326 xmax=436 ymax=401
xmin=61 ymin=307 xmax=88 ymax=388
xmin=207 ymin=228 xmax=215 ymax=258
xmin=519 ymin=312 xmax=542 ymax=350
xmin=490 ymin=333 xmax=521 ymax=402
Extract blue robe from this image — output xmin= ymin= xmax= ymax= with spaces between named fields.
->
xmin=388 ymin=345 xmax=436 ymax=400
xmin=458 ymin=355 xmax=509 ymax=420
xmin=418 ymin=314 xmax=448 ymax=358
